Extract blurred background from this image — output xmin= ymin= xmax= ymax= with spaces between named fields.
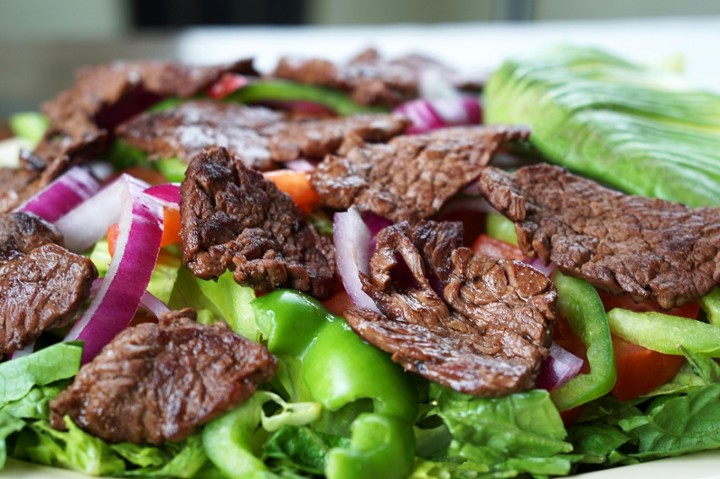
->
xmin=1 ymin=0 xmax=720 ymax=116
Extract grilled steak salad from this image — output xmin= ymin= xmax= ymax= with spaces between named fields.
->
xmin=0 ymin=46 xmax=719 ymax=479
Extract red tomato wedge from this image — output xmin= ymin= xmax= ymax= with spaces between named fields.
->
xmin=264 ymin=170 xmax=321 ymax=214
xmin=471 ymin=234 xmax=526 ymax=260
xmin=598 ymin=291 xmax=699 ymax=401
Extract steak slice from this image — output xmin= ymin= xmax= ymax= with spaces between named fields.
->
xmin=116 ymin=101 xmax=285 ymax=171
xmin=116 ymin=100 xmax=409 ymax=170
xmin=273 ymin=47 xmax=483 ymax=107
xmin=181 ymin=147 xmax=336 ymax=298
xmin=478 ymin=163 xmax=720 ymax=309
xmin=50 ymin=309 xmax=277 ymax=444
xmin=0 ymin=212 xmax=97 ymax=356
xmin=311 ymin=125 xmax=529 ymax=222
xmin=344 ymin=221 xmax=555 ymax=397
xmin=0 ymin=59 xmax=257 ymax=215
xmin=263 ymin=113 xmax=410 ymax=162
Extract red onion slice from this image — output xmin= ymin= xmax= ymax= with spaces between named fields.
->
xmin=140 ymin=290 xmax=171 ymax=318
xmin=16 ymin=166 xmax=101 ymax=223
xmin=144 ymin=183 xmax=181 ymax=209
xmin=536 ymin=343 xmax=584 ymax=391
xmin=393 ymin=96 xmax=482 ymax=134
xmin=285 ymin=158 xmax=318 ymax=172
xmin=333 ymin=208 xmax=379 ymax=312
xmin=65 ymin=174 xmax=164 ymax=363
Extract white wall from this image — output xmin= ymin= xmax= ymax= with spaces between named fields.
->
xmin=307 ymin=0 xmax=496 ymax=24
xmin=0 ymin=0 xmax=129 ymax=41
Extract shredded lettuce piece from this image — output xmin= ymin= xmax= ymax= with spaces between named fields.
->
xmin=0 ymin=343 xmax=82 ymax=409
xmin=169 ymin=267 xmax=259 ymax=341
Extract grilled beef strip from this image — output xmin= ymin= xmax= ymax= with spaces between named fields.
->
xmin=50 ymin=308 xmax=277 ymax=444
xmin=180 ymin=147 xmax=336 ymax=299
xmin=116 ymin=100 xmax=410 ymax=171
xmin=310 ymin=125 xmax=530 ymax=222
xmin=0 ymin=212 xmax=97 ymax=356
xmin=344 ymin=221 xmax=556 ymax=397
xmin=273 ymin=47 xmax=483 ymax=107
xmin=478 ymin=163 xmax=720 ymax=309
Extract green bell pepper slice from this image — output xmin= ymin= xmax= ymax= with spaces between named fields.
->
xmin=252 ymin=289 xmax=417 ymax=422
xmin=550 ymin=272 xmax=616 ymax=411
xmin=225 ymin=80 xmax=388 ymax=116
xmin=252 ymin=290 xmax=417 ymax=479
xmin=202 ymin=394 xmax=276 ymax=479
xmin=608 ymin=307 xmax=720 ymax=356
xmin=700 ymin=287 xmax=720 ymax=326
xmin=326 ymin=413 xmax=415 ymax=479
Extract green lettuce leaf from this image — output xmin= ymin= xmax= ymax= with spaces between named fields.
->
xmin=0 ymin=343 xmax=82 ymax=409
xmin=428 ymin=386 xmax=573 ymax=477
xmin=169 ymin=267 xmax=258 ymax=340
xmin=0 ymin=413 xmax=25 ymax=468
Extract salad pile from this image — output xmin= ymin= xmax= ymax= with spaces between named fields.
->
xmin=0 ymin=45 xmax=719 ymax=479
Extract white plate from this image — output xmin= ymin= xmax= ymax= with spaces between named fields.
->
xmin=5 ymin=450 xmax=720 ymax=478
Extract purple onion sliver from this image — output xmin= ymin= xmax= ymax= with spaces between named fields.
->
xmin=9 ymin=342 xmax=35 ymax=360
xmin=333 ymin=208 xmax=379 ymax=312
xmin=526 ymin=258 xmax=556 ymax=278
xmin=17 ymin=166 xmax=101 ymax=223
xmin=536 ymin=343 xmax=584 ymax=391
xmin=285 ymin=158 xmax=318 ymax=172
xmin=140 ymin=290 xmax=171 ymax=318
xmin=65 ymin=175 xmax=164 ymax=363
xmin=144 ymin=183 xmax=181 ymax=208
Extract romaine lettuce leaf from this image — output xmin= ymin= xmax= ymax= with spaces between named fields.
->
xmin=169 ymin=267 xmax=258 ymax=340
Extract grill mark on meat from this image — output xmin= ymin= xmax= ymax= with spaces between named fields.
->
xmin=273 ymin=47 xmax=483 ymax=107
xmin=0 ymin=212 xmax=97 ymax=356
xmin=344 ymin=221 xmax=555 ymax=397
xmin=116 ymin=100 xmax=409 ymax=171
xmin=478 ymin=163 xmax=720 ymax=309
xmin=50 ymin=309 xmax=277 ymax=444
xmin=310 ymin=125 xmax=529 ymax=222
xmin=180 ymin=147 xmax=336 ymax=298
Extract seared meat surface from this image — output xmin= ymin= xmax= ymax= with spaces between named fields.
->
xmin=181 ymin=147 xmax=336 ymax=298
xmin=0 ymin=212 xmax=97 ymax=356
xmin=311 ymin=125 xmax=529 ymax=222
xmin=479 ymin=163 xmax=720 ymax=308
xmin=273 ymin=47 xmax=483 ymax=107
xmin=345 ymin=221 xmax=555 ymax=396
xmin=116 ymin=100 xmax=409 ymax=170
xmin=50 ymin=309 xmax=277 ymax=444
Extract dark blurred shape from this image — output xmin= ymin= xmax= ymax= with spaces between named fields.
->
xmin=130 ymin=0 xmax=305 ymax=27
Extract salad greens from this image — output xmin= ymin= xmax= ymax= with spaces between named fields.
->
xmin=2 ymin=45 xmax=720 ymax=479
xmin=484 ymin=46 xmax=720 ymax=207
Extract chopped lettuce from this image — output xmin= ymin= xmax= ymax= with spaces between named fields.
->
xmin=422 ymin=386 xmax=574 ymax=478
xmin=169 ymin=267 xmax=258 ymax=341
xmin=0 ymin=343 xmax=82 ymax=409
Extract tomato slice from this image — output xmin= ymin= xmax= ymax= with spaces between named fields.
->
xmin=471 ymin=234 xmax=526 ymax=260
xmin=598 ymin=291 xmax=699 ymax=401
xmin=208 ymin=73 xmax=249 ymax=99
xmin=263 ymin=170 xmax=320 ymax=214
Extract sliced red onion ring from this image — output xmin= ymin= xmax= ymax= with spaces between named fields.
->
xmin=140 ymin=290 xmax=171 ymax=318
xmin=16 ymin=166 xmax=102 ymax=223
xmin=53 ymin=177 xmax=133 ymax=253
xmin=333 ymin=208 xmax=379 ymax=312
xmin=9 ymin=343 xmax=35 ymax=360
xmin=285 ymin=158 xmax=318 ymax=172
xmin=144 ymin=183 xmax=181 ymax=209
xmin=65 ymin=174 xmax=164 ymax=363
xmin=393 ymin=96 xmax=482 ymax=134
xmin=536 ymin=343 xmax=584 ymax=391
xmin=526 ymin=258 xmax=557 ymax=278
